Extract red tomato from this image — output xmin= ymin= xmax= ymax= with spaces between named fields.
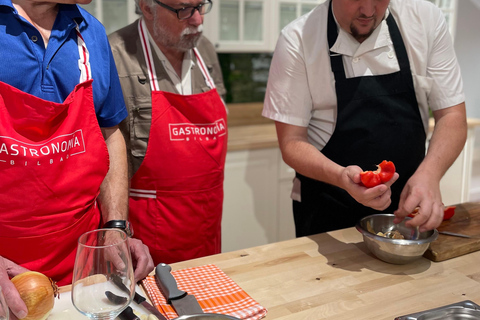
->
xmin=443 ymin=206 xmax=456 ymax=220
xmin=360 ymin=160 xmax=396 ymax=188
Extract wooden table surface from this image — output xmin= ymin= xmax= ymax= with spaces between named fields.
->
xmin=168 ymin=227 xmax=480 ymax=320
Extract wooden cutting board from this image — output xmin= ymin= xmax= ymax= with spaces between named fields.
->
xmin=424 ymin=202 xmax=480 ymax=262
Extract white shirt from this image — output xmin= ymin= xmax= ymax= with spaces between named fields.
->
xmin=147 ymin=29 xmax=195 ymax=95
xmin=262 ymin=0 xmax=465 ymax=152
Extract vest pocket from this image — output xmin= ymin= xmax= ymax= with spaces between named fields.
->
xmin=129 ymin=96 xmax=152 ymax=157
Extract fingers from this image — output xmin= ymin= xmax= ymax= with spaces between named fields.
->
xmin=362 ymin=184 xmax=392 ymax=211
xmin=128 ymin=238 xmax=154 ymax=282
xmin=403 ymin=202 xmax=444 ymax=232
xmin=384 ymin=172 xmax=399 ymax=187
xmin=0 ymin=257 xmax=28 ymax=320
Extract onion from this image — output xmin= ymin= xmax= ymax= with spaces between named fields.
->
xmin=11 ymin=271 xmax=58 ymax=320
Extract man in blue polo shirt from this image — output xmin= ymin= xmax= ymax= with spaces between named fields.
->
xmin=0 ymin=1 xmax=154 ymax=318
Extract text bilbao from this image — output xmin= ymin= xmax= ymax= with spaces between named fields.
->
xmin=169 ymin=119 xmax=226 ymax=141
xmin=0 ymin=130 xmax=85 ymax=166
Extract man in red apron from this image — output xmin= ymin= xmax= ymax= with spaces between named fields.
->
xmin=0 ymin=1 xmax=153 ymax=319
xmin=109 ymin=0 xmax=227 ymax=265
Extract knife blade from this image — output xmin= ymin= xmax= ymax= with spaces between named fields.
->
xmin=155 ymin=263 xmax=204 ymax=316
xmin=111 ymin=274 xmax=168 ymax=320
xmin=439 ymin=231 xmax=480 ymax=239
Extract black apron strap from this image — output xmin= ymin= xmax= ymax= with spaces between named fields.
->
xmin=327 ymin=0 xmax=346 ymax=81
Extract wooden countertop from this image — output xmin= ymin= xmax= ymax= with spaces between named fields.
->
xmin=169 ymin=226 xmax=480 ymax=320
xmin=226 ymin=103 xmax=480 ymax=152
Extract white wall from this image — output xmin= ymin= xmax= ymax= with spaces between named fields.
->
xmin=454 ymin=0 xmax=480 ymax=201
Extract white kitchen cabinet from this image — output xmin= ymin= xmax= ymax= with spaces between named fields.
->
xmin=222 ymin=148 xmax=280 ymax=252
xmin=81 ymin=0 xmax=138 ymax=35
xmin=203 ymin=0 xmax=325 ymax=52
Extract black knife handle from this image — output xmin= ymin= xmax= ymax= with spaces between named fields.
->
xmin=118 ymin=306 xmax=140 ymax=320
xmin=155 ymin=263 xmax=187 ymax=303
xmin=111 ymin=274 xmax=147 ymax=305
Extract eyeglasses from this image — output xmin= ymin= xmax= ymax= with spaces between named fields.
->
xmin=153 ymin=0 xmax=213 ymax=20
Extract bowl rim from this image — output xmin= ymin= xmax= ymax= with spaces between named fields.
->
xmin=356 ymin=214 xmax=438 ymax=245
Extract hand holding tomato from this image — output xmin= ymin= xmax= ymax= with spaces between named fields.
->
xmin=360 ymin=160 xmax=396 ymax=188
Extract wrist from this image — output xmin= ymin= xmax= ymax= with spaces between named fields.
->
xmin=102 ymin=220 xmax=134 ymax=237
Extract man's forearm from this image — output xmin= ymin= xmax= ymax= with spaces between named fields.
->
xmin=418 ymin=103 xmax=467 ymax=181
xmin=98 ymin=126 xmax=129 ymax=223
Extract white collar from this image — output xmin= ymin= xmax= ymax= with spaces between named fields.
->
xmin=330 ymin=8 xmax=392 ymax=57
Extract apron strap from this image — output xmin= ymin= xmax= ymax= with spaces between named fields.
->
xmin=75 ymin=25 xmax=91 ymax=82
xmin=138 ymin=18 xmax=215 ymax=92
xmin=139 ymin=18 xmax=160 ymax=92
xmin=193 ymin=48 xmax=215 ymax=90
xmin=327 ymin=0 xmax=346 ymax=80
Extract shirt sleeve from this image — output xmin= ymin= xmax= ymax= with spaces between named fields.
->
xmin=95 ymin=41 xmax=129 ymax=128
xmin=426 ymin=4 xmax=465 ymax=110
xmin=262 ymin=29 xmax=313 ymax=128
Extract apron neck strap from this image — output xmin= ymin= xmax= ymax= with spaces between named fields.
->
xmin=138 ymin=18 xmax=215 ymax=92
xmin=75 ymin=24 xmax=91 ymax=83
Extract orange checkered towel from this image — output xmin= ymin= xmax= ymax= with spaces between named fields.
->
xmin=141 ymin=264 xmax=267 ymax=320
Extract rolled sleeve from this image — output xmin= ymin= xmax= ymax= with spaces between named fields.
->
xmin=263 ymin=30 xmax=313 ymax=128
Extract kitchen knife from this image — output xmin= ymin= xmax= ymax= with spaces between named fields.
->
xmin=105 ymin=291 xmax=140 ymax=320
xmin=439 ymin=231 xmax=480 ymax=239
xmin=111 ymin=274 xmax=168 ymax=320
xmin=117 ymin=306 xmax=141 ymax=320
xmin=155 ymin=263 xmax=204 ymax=315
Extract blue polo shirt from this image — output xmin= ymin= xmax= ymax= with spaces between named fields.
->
xmin=0 ymin=1 xmax=127 ymax=127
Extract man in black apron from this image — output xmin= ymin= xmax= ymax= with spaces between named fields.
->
xmin=263 ymin=0 xmax=467 ymax=237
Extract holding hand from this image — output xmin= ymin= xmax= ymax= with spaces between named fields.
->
xmin=0 ymin=256 xmax=29 ymax=320
xmin=393 ymin=170 xmax=444 ymax=232
xmin=128 ymin=238 xmax=155 ymax=283
xmin=342 ymin=164 xmax=400 ymax=211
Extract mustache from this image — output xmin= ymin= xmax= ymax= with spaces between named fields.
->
xmin=181 ymin=24 xmax=204 ymax=36
xmin=358 ymin=15 xmax=374 ymax=19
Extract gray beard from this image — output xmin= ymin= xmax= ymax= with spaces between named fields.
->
xmin=152 ymin=12 xmax=202 ymax=51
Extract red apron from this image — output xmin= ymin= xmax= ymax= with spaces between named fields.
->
xmin=0 ymin=30 xmax=109 ymax=286
xmin=129 ymin=19 xmax=227 ymax=264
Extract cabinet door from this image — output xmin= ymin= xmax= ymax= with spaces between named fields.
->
xmin=81 ymin=0 xmax=138 ymax=35
xmin=222 ymin=149 xmax=278 ymax=252
xmin=204 ymin=0 xmax=272 ymax=52
xmin=277 ymin=151 xmax=296 ymax=241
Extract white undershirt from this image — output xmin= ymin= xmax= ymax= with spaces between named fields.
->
xmin=146 ymin=29 xmax=195 ymax=95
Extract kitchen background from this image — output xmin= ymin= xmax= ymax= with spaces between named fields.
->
xmin=82 ymin=0 xmax=480 ymax=250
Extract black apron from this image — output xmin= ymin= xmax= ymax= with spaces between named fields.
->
xmin=293 ymin=0 xmax=426 ymax=237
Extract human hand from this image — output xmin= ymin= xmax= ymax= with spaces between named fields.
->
xmin=343 ymin=165 xmax=400 ymax=211
xmin=393 ymin=171 xmax=444 ymax=232
xmin=0 ymin=256 xmax=29 ymax=320
xmin=128 ymin=238 xmax=154 ymax=282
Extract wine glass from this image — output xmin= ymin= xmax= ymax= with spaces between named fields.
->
xmin=72 ymin=229 xmax=135 ymax=320
xmin=0 ymin=286 xmax=8 ymax=320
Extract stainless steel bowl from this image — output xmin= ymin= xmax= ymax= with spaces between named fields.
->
xmin=356 ymin=214 xmax=438 ymax=264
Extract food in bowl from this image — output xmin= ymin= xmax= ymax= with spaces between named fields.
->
xmin=376 ymin=230 xmax=405 ymax=239
xmin=356 ymin=214 xmax=438 ymax=264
